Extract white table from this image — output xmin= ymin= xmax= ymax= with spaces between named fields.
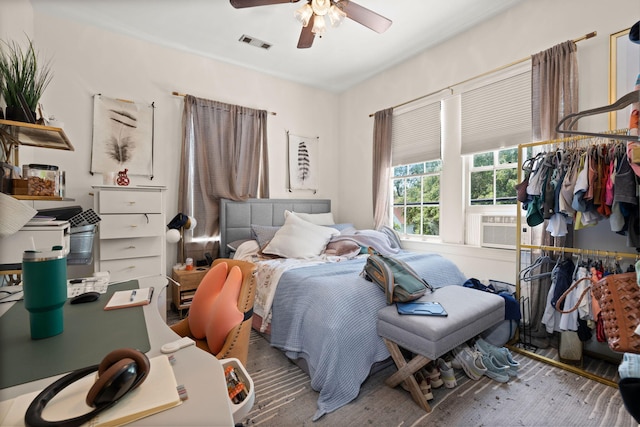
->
xmin=0 ymin=275 xmax=235 ymax=426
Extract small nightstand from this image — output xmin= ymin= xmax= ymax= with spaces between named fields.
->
xmin=171 ymin=266 xmax=209 ymax=317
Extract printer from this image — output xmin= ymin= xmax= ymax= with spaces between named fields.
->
xmin=0 ymin=220 xmax=71 ymax=270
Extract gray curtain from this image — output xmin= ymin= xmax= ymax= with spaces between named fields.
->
xmin=179 ymin=95 xmax=269 ymax=261
xmin=372 ymin=108 xmax=393 ymax=229
xmin=527 ymin=41 xmax=578 ymax=345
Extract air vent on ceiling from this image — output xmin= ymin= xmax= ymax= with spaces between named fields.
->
xmin=239 ymin=34 xmax=272 ymax=50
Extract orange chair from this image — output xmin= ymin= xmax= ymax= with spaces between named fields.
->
xmin=170 ymin=258 xmax=257 ymax=365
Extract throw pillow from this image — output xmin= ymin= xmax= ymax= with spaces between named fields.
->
xmin=250 ymin=224 xmax=281 ymax=248
xmin=188 ymin=262 xmax=228 ymax=339
xmin=205 ymin=265 xmax=244 ymax=354
xmin=262 ymin=211 xmax=338 ymax=258
xmin=293 ymin=211 xmax=335 ymax=225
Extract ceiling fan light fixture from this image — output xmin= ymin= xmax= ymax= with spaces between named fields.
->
xmin=311 ymin=0 xmax=330 ymax=16
xmin=328 ymin=4 xmax=346 ymax=27
xmin=312 ymin=14 xmax=326 ymax=36
xmin=294 ymin=3 xmax=313 ymax=27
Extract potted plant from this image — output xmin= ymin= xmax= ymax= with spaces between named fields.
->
xmin=0 ymin=36 xmax=53 ymax=122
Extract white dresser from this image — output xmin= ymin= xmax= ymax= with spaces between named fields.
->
xmin=92 ymin=186 xmax=167 ymax=319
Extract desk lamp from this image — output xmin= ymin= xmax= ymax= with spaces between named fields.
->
xmin=166 ymin=213 xmax=197 ymax=264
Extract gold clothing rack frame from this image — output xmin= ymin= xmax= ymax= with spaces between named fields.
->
xmin=513 ymin=128 xmax=633 ymax=388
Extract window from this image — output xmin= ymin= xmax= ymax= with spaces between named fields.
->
xmin=469 ymin=147 xmax=518 ymax=206
xmin=392 ymin=160 xmax=441 ymax=236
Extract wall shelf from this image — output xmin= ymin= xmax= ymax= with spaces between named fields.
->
xmin=0 ymin=119 xmax=74 ymax=165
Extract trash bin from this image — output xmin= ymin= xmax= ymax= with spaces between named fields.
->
xmin=67 ymin=224 xmax=96 ymax=265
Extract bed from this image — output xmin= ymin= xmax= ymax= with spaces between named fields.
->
xmin=219 ymin=198 xmax=472 ymax=420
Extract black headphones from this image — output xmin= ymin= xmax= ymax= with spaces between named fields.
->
xmin=24 ymin=348 xmax=150 ymax=427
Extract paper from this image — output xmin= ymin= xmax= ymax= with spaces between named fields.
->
xmin=104 ymin=287 xmax=153 ymax=311
xmin=0 ymin=355 xmax=181 ymax=427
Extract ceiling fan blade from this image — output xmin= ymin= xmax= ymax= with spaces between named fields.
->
xmin=297 ymin=14 xmax=315 ymax=48
xmin=230 ymin=0 xmax=300 ymax=8
xmin=337 ymin=0 xmax=392 ymax=33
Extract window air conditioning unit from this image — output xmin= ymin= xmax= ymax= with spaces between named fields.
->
xmin=480 ymin=215 xmax=530 ymax=249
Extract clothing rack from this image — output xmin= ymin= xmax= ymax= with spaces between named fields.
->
xmin=513 ymin=129 xmax=636 ymax=388
xmin=519 ymin=244 xmax=639 ymax=261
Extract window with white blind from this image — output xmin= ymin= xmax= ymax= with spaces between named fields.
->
xmin=460 ymin=61 xmax=532 ymax=156
xmin=461 ymin=61 xmax=532 ymax=210
xmin=391 ymin=98 xmax=443 ymax=237
xmin=391 ymin=100 xmax=442 ymax=166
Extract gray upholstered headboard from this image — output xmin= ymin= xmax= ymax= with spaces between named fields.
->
xmin=219 ymin=198 xmax=332 ymax=258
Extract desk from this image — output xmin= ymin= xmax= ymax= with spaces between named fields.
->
xmin=0 ymin=275 xmax=235 ymax=426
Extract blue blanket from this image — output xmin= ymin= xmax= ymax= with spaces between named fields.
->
xmin=268 ymin=251 xmax=468 ymax=420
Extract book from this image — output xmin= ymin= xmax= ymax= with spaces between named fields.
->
xmin=396 ymin=301 xmax=448 ymax=316
xmin=0 ymin=355 xmax=181 ymax=427
xmin=104 ymin=287 xmax=154 ymax=311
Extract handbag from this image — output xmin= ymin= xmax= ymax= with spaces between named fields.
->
xmin=556 ymin=272 xmax=640 ymax=354
xmin=361 ymin=249 xmax=433 ymax=304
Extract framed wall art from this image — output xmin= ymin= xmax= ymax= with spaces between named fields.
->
xmin=287 ymin=132 xmax=318 ymax=192
xmin=609 ymin=27 xmax=640 ymax=130
xmin=91 ymin=94 xmax=155 ymax=177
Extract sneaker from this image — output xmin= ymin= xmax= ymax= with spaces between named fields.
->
xmin=451 ymin=344 xmax=487 ymax=380
xmin=422 ymin=363 xmax=444 ymax=388
xmin=401 ymin=372 xmax=434 ymax=400
xmin=475 ymin=337 xmax=520 ymax=377
xmin=478 ymin=352 xmax=510 ymax=383
xmin=619 ymin=353 xmax=640 ymax=379
xmin=436 ymin=357 xmax=457 ymax=388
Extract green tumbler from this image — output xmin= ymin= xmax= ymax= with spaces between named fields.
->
xmin=22 ymin=246 xmax=67 ymax=339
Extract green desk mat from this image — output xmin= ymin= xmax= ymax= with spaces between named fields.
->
xmin=0 ymin=280 xmax=150 ymax=389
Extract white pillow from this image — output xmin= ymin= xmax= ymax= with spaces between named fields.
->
xmin=292 ymin=211 xmax=335 ymax=225
xmin=263 ymin=211 xmax=338 ymax=258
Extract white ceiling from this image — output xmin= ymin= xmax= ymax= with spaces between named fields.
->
xmin=31 ymin=0 xmax=525 ymax=92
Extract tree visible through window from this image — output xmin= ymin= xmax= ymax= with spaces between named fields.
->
xmin=392 ymin=160 xmax=441 ymax=236
xmin=469 ymin=148 xmax=519 ymax=206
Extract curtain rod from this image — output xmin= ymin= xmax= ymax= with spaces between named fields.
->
xmin=171 ymin=91 xmax=277 ymax=116
xmin=368 ymin=31 xmax=597 ymax=117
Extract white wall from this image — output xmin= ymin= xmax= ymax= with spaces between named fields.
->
xmin=4 ymin=0 xmax=638 ymax=283
xmin=338 ymin=0 xmax=637 ymax=282
xmin=4 ymin=0 xmax=341 ymax=274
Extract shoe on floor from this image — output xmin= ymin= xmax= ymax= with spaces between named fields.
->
xmin=478 ymin=352 xmax=510 ymax=383
xmin=451 ymin=344 xmax=487 ymax=380
xmin=422 ymin=363 xmax=444 ymax=388
xmin=475 ymin=337 xmax=520 ymax=377
xmin=401 ymin=372 xmax=434 ymax=400
xmin=436 ymin=357 xmax=457 ymax=388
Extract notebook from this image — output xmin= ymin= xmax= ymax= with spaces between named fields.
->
xmin=396 ymin=301 xmax=448 ymax=316
xmin=104 ymin=287 xmax=154 ymax=311
xmin=0 ymin=355 xmax=181 ymax=427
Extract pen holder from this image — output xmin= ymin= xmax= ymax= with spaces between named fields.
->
xmin=22 ymin=246 xmax=68 ymax=339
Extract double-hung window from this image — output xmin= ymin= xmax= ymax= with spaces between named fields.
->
xmin=391 ymin=98 xmax=442 ymax=237
xmin=461 ymin=62 xmax=532 ymax=211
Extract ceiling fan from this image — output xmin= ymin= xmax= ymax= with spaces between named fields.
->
xmin=230 ymin=0 xmax=392 ymax=49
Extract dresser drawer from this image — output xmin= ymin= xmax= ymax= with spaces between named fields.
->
xmin=99 ymin=214 xmax=164 ymax=239
xmin=99 ymin=256 xmax=162 ymax=283
xmin=99 ymin=236 xmax=162 ymax=261
xmin=98 ymin=190 xmax=163 ymax=214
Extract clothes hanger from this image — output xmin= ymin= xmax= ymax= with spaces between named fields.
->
xmin=519 ymin=253 xmax=556 ymax=282
xmin=555 ymin=89 xmax=640 ymax=141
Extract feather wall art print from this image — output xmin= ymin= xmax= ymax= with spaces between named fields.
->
xmin=91 ymin=94 xmax=154 ymax=177
xmin=288 ymin=133 xmax=318 ymax=191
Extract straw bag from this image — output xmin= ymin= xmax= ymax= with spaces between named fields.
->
xmin=556 ymin=272 xmax=640 ymax=354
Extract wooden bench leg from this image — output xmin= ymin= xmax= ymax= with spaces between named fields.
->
xmin=382 ymin=338 xmax=432 ymax=413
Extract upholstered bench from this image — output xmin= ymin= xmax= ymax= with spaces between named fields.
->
xmin=377 ymin=285 xmax=505 ymax=412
